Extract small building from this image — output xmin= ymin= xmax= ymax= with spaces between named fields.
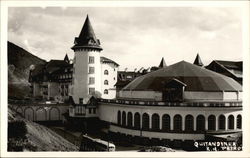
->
xmin=29 ymin=55 xmax=72 ymax=102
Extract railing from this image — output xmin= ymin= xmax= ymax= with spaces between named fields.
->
xmin=99 ymin=99 xmax=242 ymax=107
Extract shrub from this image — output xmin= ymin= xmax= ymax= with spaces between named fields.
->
xmin=8 ymin=120 xmax=27 ymax=139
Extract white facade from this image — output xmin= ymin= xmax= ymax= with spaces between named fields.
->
xmin=118 ymin=90 xmax=242 ymax=101
xmin=98 ymin=102 xmax=242 ymax=141
xmin=118 ymin=90 xmax=162 ymax=101
xmin=101 ymin=62 xmax=118 ymax=99
xmin=72 ymin=49 xmax=102 ymax=104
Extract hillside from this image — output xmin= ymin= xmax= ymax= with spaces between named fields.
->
xmin=8 ymin=107 xmax=79 ymax=151
xmin=8 ymin=41 xmax=46 ymax=99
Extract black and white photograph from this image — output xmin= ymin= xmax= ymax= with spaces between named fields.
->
xmin=1 ymin=0 xmax=250 ymax=157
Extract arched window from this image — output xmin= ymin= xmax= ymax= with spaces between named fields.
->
xmin=117 ymin=111 xmax=121 ymax=125
xmin=127 ymin=112 xmax=133 ymax=128
xmin=185 ymin=115 xmax=194 ymax=132
xmin=237 ymin=115 xmax=242 ymax=129
xmin=104 ymin=89 xmax=108 ymax=94
xmin=104 ymin=70 xmax=109 ymax=75
xmin=208 ymin=115 xmax=216 ymax=130
xmin=104 ymin=80 xmax=109 ymax=85
xmin=122 ymin=111 xmax=126 ymax=126
xmin=228 ymin=115 xmax=234 ymax=130
xmin=196 ymin=115 xmax=205 ymax=131
xmin=151 ymin=113 xmax=160 ymax=131
xmin=162 ymin=114 xmax=170 ymax=131
xmin=134 ymin=112 xmax=141 ymax=130
xmin=174 ymin=114 xmax=182 ymax=131
xmin=219 ymin=115 xmax=226 ymax=130
xmin=142 ymin=113 xmax=149 ymax=130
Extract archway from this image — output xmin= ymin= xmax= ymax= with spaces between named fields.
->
xmin=24 ymin=107 xmax=34 ymax=121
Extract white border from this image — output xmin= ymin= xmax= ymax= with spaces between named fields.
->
xmin=1 ymin=1 xmax=249 ymax=157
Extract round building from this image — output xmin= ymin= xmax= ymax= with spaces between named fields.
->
xmin=98 ymin=61 xmax=242 ymax=146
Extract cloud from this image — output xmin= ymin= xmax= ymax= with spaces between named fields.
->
xmin=8 ymin=7 xmax=242 ymax=69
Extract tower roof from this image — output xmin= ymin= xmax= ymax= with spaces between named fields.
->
xmin=72 ymin=15 xmax=102 ymax=51
xmin=159 ymin=57 xmax=167 ymax=68
xmin=193 ymin=53 xmax=203 ymax=66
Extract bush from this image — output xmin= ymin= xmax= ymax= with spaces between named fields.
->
xmin=8 ymin=120 xmax=27 ymax=139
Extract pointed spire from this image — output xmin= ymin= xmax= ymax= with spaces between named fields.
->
xmin=193 ymin=53 xmax=203 ymax=66
xmin=64 ymin=54 xmax=69 ymax=63
xmin=72 ymin=15 xmax=102 ymax=51
xmin=159 ymin=57 xmax=167 ymax=68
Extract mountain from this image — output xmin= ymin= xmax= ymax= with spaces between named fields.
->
xmin=8 ymin=41 xmax=46 ymax=99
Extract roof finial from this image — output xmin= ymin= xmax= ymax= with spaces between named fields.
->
xmin=159 ymin=57 xmax=167 ymax=68
xmin=193 ymin=53 xmax=203 ymax=66
xmin=64 ymin=53 xmax=69 ymax=63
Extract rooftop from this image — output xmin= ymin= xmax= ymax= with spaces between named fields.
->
xmin=122 ymin=60 xmax=242 ymax=92
xmin=72 ymin=15 xmax=102 ymax=51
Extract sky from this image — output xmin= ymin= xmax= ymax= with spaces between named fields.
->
xmin=8 ymin=7 xmax=243 ymax=70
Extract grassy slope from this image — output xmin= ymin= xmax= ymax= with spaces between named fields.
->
xmin=8 ymin=107 xmax=79 ymax=151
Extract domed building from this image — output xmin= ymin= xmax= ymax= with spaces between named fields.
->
xmin=98 ymin=60 xmax=242 ymax=147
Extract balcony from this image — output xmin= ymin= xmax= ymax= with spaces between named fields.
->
xmin=99 ymin=99 xmax=242 ymax=108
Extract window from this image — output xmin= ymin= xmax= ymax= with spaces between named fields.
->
xmin=142 ymin=113 xmax=149 ymax=130
xmin=127 ymin=112 xmax=133 ymax=128
xmin=89 ymin=108 xmax=92 ymax=114
xmin=104 ymin=70 xmax=109 ymax=75
xmin=228 ymin=115 xmax=234 ymax=130
xmin=79 ymin=98 xmax=83 ymax=104
xmin=89 ymin=88 xmax=95 ymax=95
xmin=174 ymin=115 xmax=182 ymax=132
xmin=208 ymin=115 xmax=216 ymax=130
xmin=93 ymin=108 xmax=96 ymax=114
xmin=162 ymin=114 xmax=170 ymax=131
xmin=104 ymin=89 xmax=108 ymax=94
xmin=237 ymin=115 xmax=242 ymax=129
xmin=89 ymin=56 xmax=94 ymax=63
xmin=122 ymin=111 xmax=126 ymax=126
xmin=134 ymin=113 xmax=140 ymax=129
xmin=152 ymin=113 xmax=160 ymax=131
xmin=89 ymin=77 xmax=95 ymax=84
xmin=219 ymin=115 xmax=226 ymax=130
xmin=196 ymin=115 xmax=205 ymax=131
xmin=104 ymin=80 xmax=109 ymax=85
xmin=114 ymin=77 xmax=116 ymax=80
xmin=89 ymin=67 xmax=95 ymax=74
xmin=185 ymin=115 xmax=194 ymax=132
xmin=117 ymin=111 xmax=121 ymax=125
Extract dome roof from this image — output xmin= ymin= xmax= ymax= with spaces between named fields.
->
xmin=122 ymin=61 xmax=242 ymax=92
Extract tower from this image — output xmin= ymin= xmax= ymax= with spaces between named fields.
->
xmin=71 ymin=15 xmax=103 ymax=104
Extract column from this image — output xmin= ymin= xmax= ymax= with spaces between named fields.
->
xmin=159 ymin=114 xmax=162 ymax=130
xmin=234 ymin=114 xmax=237 ymax=130
xmin=225 ymin=115 xmax=228 ymax=131
xmin=215 ymin=116 xmax=219 ymax=131
xmin=170 ymin=115 xmax=174 ymax=130
xmin=182 ymin=115 xmax=185 ymax=131
xmin=194 ymin=115 xmax=197 ymax=131
xmin=132 ymin=112 xmax=134 ymax=127
xmin=149 ymin=114 xmax=152 ymax=129
xmin=205 ymin=116 xmax=208 ymax=131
